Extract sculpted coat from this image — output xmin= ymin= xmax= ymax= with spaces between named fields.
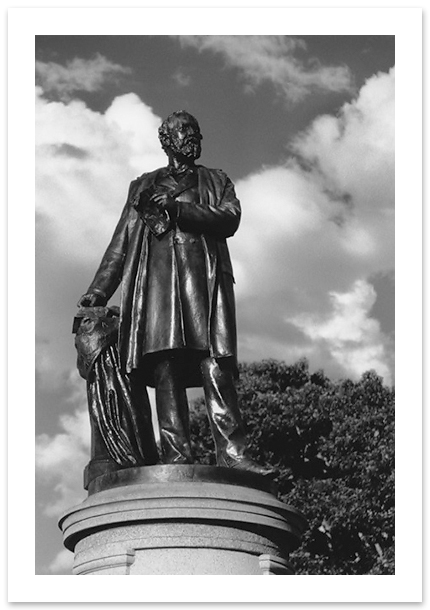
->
xmin=86 ymin=165 xmax=241 ymax=388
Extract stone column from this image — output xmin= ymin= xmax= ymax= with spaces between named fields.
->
xmin=59 ymin=465 xmax=307 ymax=575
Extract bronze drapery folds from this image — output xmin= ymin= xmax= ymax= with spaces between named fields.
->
xmin=73 ymin=307 xmax=158 ymax=487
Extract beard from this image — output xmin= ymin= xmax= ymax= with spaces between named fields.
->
xmin=168 ymin=134 xmax=201 ymax=160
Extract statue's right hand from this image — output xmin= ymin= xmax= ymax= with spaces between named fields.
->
xmin=77 ymin=293 xmax=105 ymax=308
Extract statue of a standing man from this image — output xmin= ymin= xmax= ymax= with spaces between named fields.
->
xmin=78 ymin=110 xmax=272 ymax=476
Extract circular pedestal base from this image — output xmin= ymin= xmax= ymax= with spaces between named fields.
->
xmin=59 ymin=465 xmax=306 ymax=575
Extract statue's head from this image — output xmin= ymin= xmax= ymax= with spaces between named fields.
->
xmin=158 ymin=110 xmax=202 ymax=161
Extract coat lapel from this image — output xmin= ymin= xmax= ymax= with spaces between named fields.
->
xmin=171 ymin=170 xmax=198 ymax=197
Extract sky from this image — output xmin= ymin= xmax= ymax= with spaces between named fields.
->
xmin=34 ymin=34 xmax=395 ymax=575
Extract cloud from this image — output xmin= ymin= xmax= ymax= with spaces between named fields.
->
xmin=290 ymin=68 xmax=395 ymax=221
xmin=36 ymin=87 xmax=165 ymax=267
xmin=35 ymin=76 xmax=165 ymax=502
xmin=36 ymin=53 xmax=131 ymax=100
xmin=36 ymin=371 xmax=89 ymax=516
xmin=178 ymin=35 xmax=353 ymax=103
xmin=231 ymin=68 xmax=394 ymax=383
xmin=35 ymin=58 xmax=394 ymax=389
xmin=47 ymin=549 xmax=74 ymax=575
xmin=35 ymin=84 xmax=167 ymax=387
xmin=172 ymin=68 xmax=192 ymax=87
xmin=35 ymin=64 xmax=394 ymax=390
xmin=35 ymin=370 xmax=159 ymax=523
xmin=289 ymin=280 xmax=392 ymax=383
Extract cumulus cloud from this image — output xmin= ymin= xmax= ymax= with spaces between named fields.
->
xmin=47 ymin=549 xmax=74 ymax=575
xmin=290 ymin=68 xmax=395 ymax=223
xmin=35 ymin=84 xmax=167 ymax=393
xmin=231 ymin=68 xmax=394 ymax=383
xmin=178 ymin=35 xmax=353 ymax=103
xmin=290 ymin=280 xmax=392 ymax=383
xmin=36 ymin=54 xmax=131 ymax=100
xmin=35 ymin=77 xmax=165 ymax=475
xmin=35 ymin=64 xmax=394 ymax=389
xmin=36 ymin=87 xmax=165 ymax=266
xmin=35 ymin=59 xmax=394 ymax=388
xmin=36 ymin=371 xmax=89 ymax=516
xmin=36 ymin=373 xmax=159 ymax=529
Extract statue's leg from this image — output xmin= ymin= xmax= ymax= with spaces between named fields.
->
xmin=201 ymin=357 xmax=278 ymax=477
xmin=200 ymin=357 xmax=247 ymax=464
xmin=154 ymin=355 xmax=193 ymax=464
xmin=128 ymin=369 xmax=160 ymax=466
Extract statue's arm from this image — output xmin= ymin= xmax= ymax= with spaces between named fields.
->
xmin=176 ymin=174 xmax=241 ymax=239
xmin=78 ymin=183 xmax=135 ymax=306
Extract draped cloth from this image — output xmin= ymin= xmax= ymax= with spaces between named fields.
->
xmin=74 ymin=307 xmax=158 ymax=469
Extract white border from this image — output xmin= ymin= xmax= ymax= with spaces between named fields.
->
xmin=8 ymin=4 xmax=422 ymax=604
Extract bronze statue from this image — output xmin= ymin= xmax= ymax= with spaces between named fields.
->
xmin=77 ymin=110 xmax=273 ymax=478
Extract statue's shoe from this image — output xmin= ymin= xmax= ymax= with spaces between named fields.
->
xmin=218 ymin=455 xmax=279 ymax=478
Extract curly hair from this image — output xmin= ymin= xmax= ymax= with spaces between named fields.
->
xmin=158 ymin=111 xmax=201 ymax=152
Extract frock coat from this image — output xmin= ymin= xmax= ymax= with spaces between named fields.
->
xmin=86 ymin=165 xmax=241 ymax=387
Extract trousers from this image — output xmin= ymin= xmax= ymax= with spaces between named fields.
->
xmin=153 ymin=354 xmax=247 ymax=464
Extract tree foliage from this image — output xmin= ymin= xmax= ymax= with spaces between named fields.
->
xmin=190 ymin=359 xmax=394 ymax=575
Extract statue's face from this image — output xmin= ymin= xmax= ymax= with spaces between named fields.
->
xmin=167 ymin=115 xmax=202 ymax=160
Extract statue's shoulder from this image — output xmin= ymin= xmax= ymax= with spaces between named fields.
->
xmin=198 ymin=166 xmax=230 ymax=185
xmin=131 ymin=168 xmax=163 ymax=188
xmin=199 ymin=165 xmax=227 ymax=176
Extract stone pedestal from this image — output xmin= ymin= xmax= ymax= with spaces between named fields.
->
xmin=59 ymin=465 xmax=307 ymax=575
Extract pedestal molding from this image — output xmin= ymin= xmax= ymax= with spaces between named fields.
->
xmin=59 ymin=465 xmax=307 ymax=575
